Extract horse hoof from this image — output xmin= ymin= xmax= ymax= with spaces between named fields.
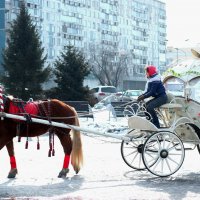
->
xmin=74 ymin=167 xmax=80 ymax=174
xmin=8 ymin=168 xmax=18 ymax=178
xmin=58 ymin=168 xmax=69 ymax=178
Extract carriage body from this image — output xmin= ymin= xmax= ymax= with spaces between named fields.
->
xmin=161 ymin=49 xmax=200 ymax=144
xmin=121 ymin=49 xmax=200 ymax=177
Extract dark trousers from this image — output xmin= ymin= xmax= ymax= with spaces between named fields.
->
xmin=146 ymin=94 xmax=168 ymax=128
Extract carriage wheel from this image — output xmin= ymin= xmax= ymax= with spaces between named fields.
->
xmin=121 ymin=138 xmax=146 ymax=170
xmin=142 ymin=131 xmax=185 ymax=177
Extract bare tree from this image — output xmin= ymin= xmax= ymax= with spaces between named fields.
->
xmin=88 ymin=45 xmax=129 ymax=88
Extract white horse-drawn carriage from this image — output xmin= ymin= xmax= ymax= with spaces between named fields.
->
xmin=121 ymin=48 xmax=200 ymax=177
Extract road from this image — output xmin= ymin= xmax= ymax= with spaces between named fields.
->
xmin=0 ymin=126 xmax=200 ymax=199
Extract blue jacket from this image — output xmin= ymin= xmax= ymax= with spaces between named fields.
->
xmin=143 ymin=74 xmax=166 ymax=99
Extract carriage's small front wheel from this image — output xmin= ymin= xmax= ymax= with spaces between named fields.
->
xmin=121 ymin=137 xmax=146 ymax=170
xmin=142 ymin=131 xmax=185 ymax=177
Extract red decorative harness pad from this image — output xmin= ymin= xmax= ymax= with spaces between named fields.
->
xmin=9 ymin=101 xmax=38 ymax=116
xmin=24 ymin=102 xmax=38 ymax=116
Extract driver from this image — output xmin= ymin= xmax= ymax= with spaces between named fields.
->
xmin=137 ymin=65 xmax=168 ymax=128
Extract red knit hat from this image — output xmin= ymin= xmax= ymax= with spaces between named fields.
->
xmin=146 ymin=65 xmax=157 ymax=76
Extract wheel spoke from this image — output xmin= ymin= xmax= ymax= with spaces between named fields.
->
xmin=125 ymin=149 xmax=138 ymax=157
xmin=169 ymin=152 xmax=182 ymax=156
xmin=145 ymin=141 xmax=159 ymax=152
xmin=152 ymin=157 xmax=161 ymax=171
xmin=166 ymin=137 xmax=175 ymax=149
xmin=145 ymin=150 xmax=158 ymax=159
xmin=139 ymin=152 xmax=142 ymax=168
xmin=156 ymin=136 xmax=161 ymax=150
xmin=131 ymin=152 xmax=140 ymax=164
xmin=125 ymin=143 xmax=138 ymax=148
xmin=161 ymin=158 xmax=164 ymax=173
xmin=167 ymin=155 xmax=180 ymax=166
xmin=165 ymin=157 xmax=172 ymax=172
xmin=162 ymin=137 xmax=166 ymax=149
xmin=124 ymin=146 xmax=137 ymax=149
xmin=144 ymin=150 xmax=159 ymax=167
xmin=168 ymin=143 xmax=180 ymax=151
xmin=132 ymin=140 xmax=141 ymax=147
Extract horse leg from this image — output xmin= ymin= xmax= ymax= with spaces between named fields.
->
xmin=58 ymin=155 xmax=70 ymax=178
xmin=56 ymin=132 xmax=72 ymax=178
xmin=6 ymin=140 xmax=18 ymax=178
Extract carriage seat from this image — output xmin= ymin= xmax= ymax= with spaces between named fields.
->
xmin=128 ymin=116 xmax=158 ymax=132
xmin=145 ymin=92 xmax=182 ymax=110
xmin=160 ymin=92 xmax=182 ymax=109
xmin=128 ymin=115 xmax=177 ymax=133
xmin=160 ymin=103 xmax=182 ymax=109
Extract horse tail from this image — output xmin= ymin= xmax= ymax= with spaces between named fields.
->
xmin=70 ymin=108 xmax=83 ymax=174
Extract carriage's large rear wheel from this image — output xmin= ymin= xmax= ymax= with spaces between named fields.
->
xmin=142 ymin=131 xmax=185 ymax=177
xmin=121 ymin=138 xmax=146 ymax=170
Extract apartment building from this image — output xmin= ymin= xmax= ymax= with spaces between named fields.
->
xmin=0 ymin=0 xmax=166 ymax=90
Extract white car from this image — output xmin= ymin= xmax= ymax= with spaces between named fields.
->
xmin=119 ymin=90 xmax=143 ymax=101
xmin=90 ymin=86 xmax=117 ymax=102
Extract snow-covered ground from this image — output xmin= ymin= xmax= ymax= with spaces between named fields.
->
xmin=1 ymin=111 xmax=200 ymax=200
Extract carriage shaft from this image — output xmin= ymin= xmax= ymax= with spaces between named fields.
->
xmin=2 ymin=112 xmax=130 ymax=142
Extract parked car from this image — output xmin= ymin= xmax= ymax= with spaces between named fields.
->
xmin=119 ymin=90 xmax=143 ymax=101
xmin=90 ymin=86 xmax=118 ymax=102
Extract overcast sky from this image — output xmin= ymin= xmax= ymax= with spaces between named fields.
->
xmin=165 ymin=0 xmax=200 ymax=48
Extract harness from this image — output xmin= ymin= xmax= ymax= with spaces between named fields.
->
xmin=38 ymin=100 xmax=55 ymax=157
xmin=6 ymin=97 xmax=55 ymax=156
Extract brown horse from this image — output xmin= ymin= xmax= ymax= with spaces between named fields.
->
xmin=1 ymin=97 xmax=83 ymax=178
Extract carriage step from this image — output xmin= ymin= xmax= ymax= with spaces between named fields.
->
xmin=175 ymin=147 xmax=195 ymax=151
xmin=184 ymin=147 xmax=195 ymax=150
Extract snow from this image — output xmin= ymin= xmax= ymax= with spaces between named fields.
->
xmin=1 ymin=110 xmax=200 ymax=199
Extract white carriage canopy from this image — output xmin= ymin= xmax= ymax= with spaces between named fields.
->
xmin=163 ymin=48 xmax=200 ymax=102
